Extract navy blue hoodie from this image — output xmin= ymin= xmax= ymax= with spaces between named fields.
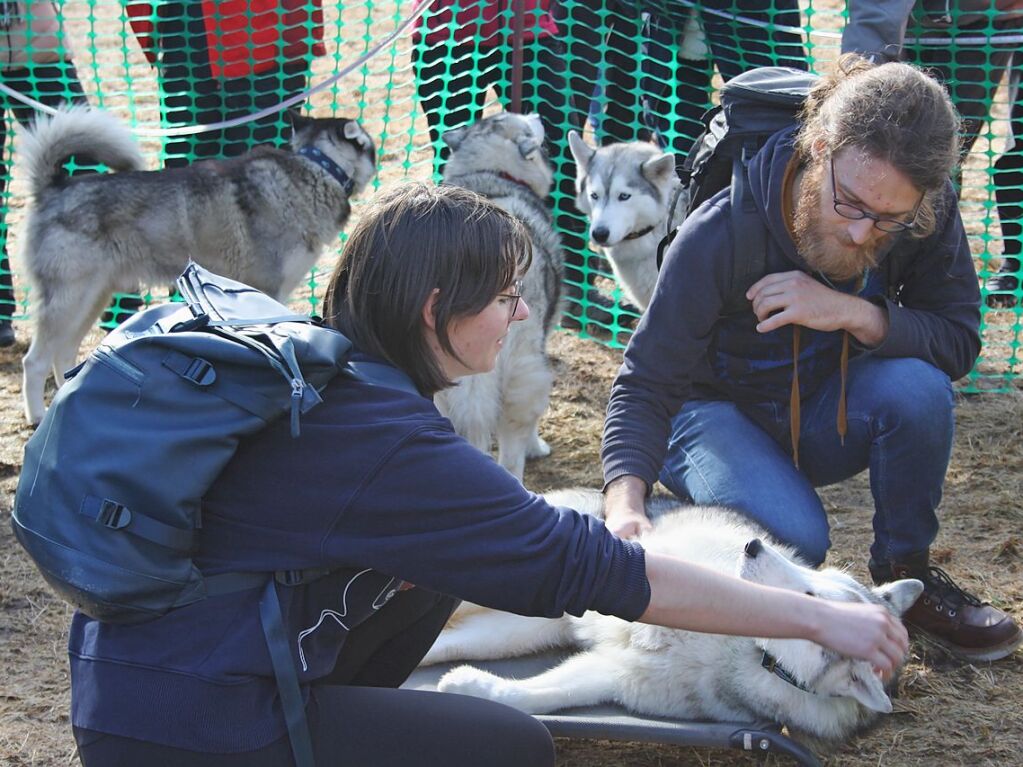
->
xmin=69 ymin=367 xmax=650 ymax=751
xmin=603 ymin=126 xmax=981 ymax=489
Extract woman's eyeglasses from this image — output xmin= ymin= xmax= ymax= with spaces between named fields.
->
xmin=830 ymin=156 xmax=921 ymax=234
xmin=497 ymin=279 xmax=524 ymax=321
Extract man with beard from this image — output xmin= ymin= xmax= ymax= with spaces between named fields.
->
xmin=600 ymin=54 xmax=1022 ymax=663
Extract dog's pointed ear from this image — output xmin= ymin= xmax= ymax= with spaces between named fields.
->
xmin=642 ymin=152 xmax=677 ymax=185
xmin=442 ymin=125 xmax=470 ymax=151
xmin=829 ymin=662 xmax=893 ymax=713
xmin=523 ymin=113 xmax=546 ymax=143
xmin=343 ymin=120 xmax=372 ymax=151
xmin=873 ymin=579 xmax=925 ymax=616
xmin=288 ymin=110 xmax=313 ymax=135
xmin=568 ymin=131 xmax=595 ymax=168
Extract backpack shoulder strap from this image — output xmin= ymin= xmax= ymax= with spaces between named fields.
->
xmin=725 ymin=152 xmax=768 ymax=315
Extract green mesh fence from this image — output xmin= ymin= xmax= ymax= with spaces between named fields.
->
xmin=0 ymin=0 xmax=1020 ymax=391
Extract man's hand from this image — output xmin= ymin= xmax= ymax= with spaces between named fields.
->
xmin=603 ymin=475 xmax=653 ymax=539
xmin=747 ymin=271 xmax=889 ymax=347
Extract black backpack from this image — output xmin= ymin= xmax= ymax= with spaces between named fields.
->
xmin=659 ymin=66 xmax=820 ymax=313
xmin=12 ymin=263 xmax=416 ymax=767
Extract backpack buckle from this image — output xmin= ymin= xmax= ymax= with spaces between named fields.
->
xmin=183 ymin=358 xmax=216 ymax=386
xmin=276 ymin=570 xmax=308 ymax=586
xmin=97 ymin=500 xmax=132 ymax=530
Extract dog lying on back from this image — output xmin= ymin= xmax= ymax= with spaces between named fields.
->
xmin=424 ymin=489 xmax=923 ymax=746
xmin=18 ymin=106 xmax=376 ymax=425
xmin=435 ymin=113 xmax=564 ymax=480
xmin=568 ymin=132 xmax=683 ymax=311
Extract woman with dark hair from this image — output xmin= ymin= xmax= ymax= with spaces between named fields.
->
xmin=68 ymin=182 xmax=908 ymax=766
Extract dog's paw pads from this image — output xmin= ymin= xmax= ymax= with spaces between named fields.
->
xmin=437 ymin=665 xmax=507 ymax=700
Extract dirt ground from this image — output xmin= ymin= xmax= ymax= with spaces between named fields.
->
xmin=1 ymin=329 xmax=1021 ymax=767
xmin=2 ymin=1 xmax=1023 ymax=765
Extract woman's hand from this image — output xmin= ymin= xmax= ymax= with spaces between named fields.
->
xmin=812 ymin=600 xmax=910 ymax=678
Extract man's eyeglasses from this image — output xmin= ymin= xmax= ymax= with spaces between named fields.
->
xmin=829 ymin=156 xmax=921 ymax=234
xmin=497 ymin=279 xmax=524 ymax=321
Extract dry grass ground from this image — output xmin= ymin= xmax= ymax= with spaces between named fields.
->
xmin=2 ymin=1 xmax=1022 ymax=765
xmin=1 ymin=331 xmax=1021 ymax=766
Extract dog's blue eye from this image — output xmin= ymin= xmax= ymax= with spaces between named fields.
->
xmin=618 ymin=193 xmax=631 ymax=201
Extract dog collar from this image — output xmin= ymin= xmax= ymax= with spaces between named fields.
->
xmin=623 ymin=224 xmax=656 ymax=241
xmin=298 ymin=146 xmax=355 ymax=195
xmin=498 ymin=171 xmax=535 ymax=191
xmin=761 ymin=651 xmax=813 ymax=693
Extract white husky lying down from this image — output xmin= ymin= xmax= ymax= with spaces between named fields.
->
xmin=423 ymin=489 xmax=923 ymax=745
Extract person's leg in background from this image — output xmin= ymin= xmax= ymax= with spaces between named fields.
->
xmin=598 ymin=2 xmax=647 ymax=144
xmin=698 ymin=0 xmax=807 ymax=80
xmin=219 ymin=59 xmax=313 ymax=156
xmin=642 ymin=11 xmax=714 ymax=159
xmin=0 ymin=100 xmax=16 ymax=347
xmin=987 ymin=52 xmax=1022 ymax=307
xmin=0 ymin=59 xmax=117 ymax=345
xmin=411 ymin=38 xmax=498 ymax=179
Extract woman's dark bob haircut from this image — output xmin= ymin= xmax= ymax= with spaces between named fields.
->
xmin=323 ymin=182 xmax=532 ymax=395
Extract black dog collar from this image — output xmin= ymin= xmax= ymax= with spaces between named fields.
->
xmin=623 ymin=225 xmax=656 ymax=241
xmin=298 ymin=146 xmax=355 ymax=195
xmin=761 ymin=650 xmax=813 ymax=693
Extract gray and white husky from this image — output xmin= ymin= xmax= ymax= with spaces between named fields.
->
xmin=568 ymin=132 xmax=685 ymax=311
xmin=18 ymin=106 xmax=376 ymax=424
xmin=424 ymin=489 xmax=923 ymax=746
xmin=436 ymin=113 xmax=564 ymax=480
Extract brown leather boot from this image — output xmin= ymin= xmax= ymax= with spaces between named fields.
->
xmin=870 ymin=552 xmax=1022 ymax=662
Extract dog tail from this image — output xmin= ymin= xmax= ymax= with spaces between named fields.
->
xmin=20 ymin=105 xmax=145 ymax=198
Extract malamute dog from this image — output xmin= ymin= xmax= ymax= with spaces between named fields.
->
xmin=568 ymin=132 xmax=684 ymax=311
xmin=19 ymin=106 xmax=376 ymax=425
xmin=436 ymin=113 xmax=564 ymax=480
xmin=424 ymin=489 xmax=923 ymax=746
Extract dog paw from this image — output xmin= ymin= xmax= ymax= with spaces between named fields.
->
xmin=437 ymin=665 xmax=509 ymax=702
xmin=527 ymin=435 xmax=551 ymax=459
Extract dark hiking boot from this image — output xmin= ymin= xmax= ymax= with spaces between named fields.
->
xmin=985 ymin=257 xmax=1020 ymax=309
xmin=0 ymin=319 xmax=14 ymax=348
xmin=870 ymin=553 xmax=1023 ymax=662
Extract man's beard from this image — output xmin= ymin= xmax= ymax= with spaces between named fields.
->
xmin=792 ymin=160 xmax=882 ymax=283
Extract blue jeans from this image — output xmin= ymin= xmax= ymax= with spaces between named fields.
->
xmin=658 ymin=356 xmax=955 ymax=566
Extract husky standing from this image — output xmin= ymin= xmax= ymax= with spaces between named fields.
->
xmin=437 ymin=113 xmax=564 ymax=480
xmin=425 ymin=489 xmax=923 ymax=746
xmin=18 ymin=106 xmax=377 ymax=425
xmin=568 ymin=132 xmax=685 ymax=311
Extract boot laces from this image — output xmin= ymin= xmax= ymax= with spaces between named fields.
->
xmin=923 ymin=566 xmax=984 ymax=609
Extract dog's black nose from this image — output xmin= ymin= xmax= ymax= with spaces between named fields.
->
xmin=744 ymin=539 xmax=763 ymax=559
xmin=592 ymin=227 xmax=609 ymax=245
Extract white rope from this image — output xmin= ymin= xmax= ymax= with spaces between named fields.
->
xmin=0 ymin=0 xmax=433 ymax=137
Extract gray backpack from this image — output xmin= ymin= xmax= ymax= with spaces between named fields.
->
xmin=12 ymin=262 xmax=415 ymax=767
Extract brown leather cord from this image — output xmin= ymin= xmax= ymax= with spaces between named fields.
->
xmin=837 ymin=331 xmax=849 ymax=445
xmin=789 ymin=327 xmax=850 ymax=468
xmin=789 ymin=326 xmax=801 ymax=468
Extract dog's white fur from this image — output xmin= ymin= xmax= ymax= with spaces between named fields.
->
xmin=425 ymin=489 xmax=923 ymax=745
xmin=18 ymin=106 xmax=376 ymax=424
xmin=568 ymin=133 xmax=684 ymax=311
xmin=436 ymin=113 xmax=564 ymax=479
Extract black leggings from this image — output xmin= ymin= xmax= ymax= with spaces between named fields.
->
xmin=1 ymin=61 xmax=89 ymax=319
xmin=151 ymin=0 xmax=312 ymax=167
xmin=74 ymin=588 xmax=555 ymax=767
